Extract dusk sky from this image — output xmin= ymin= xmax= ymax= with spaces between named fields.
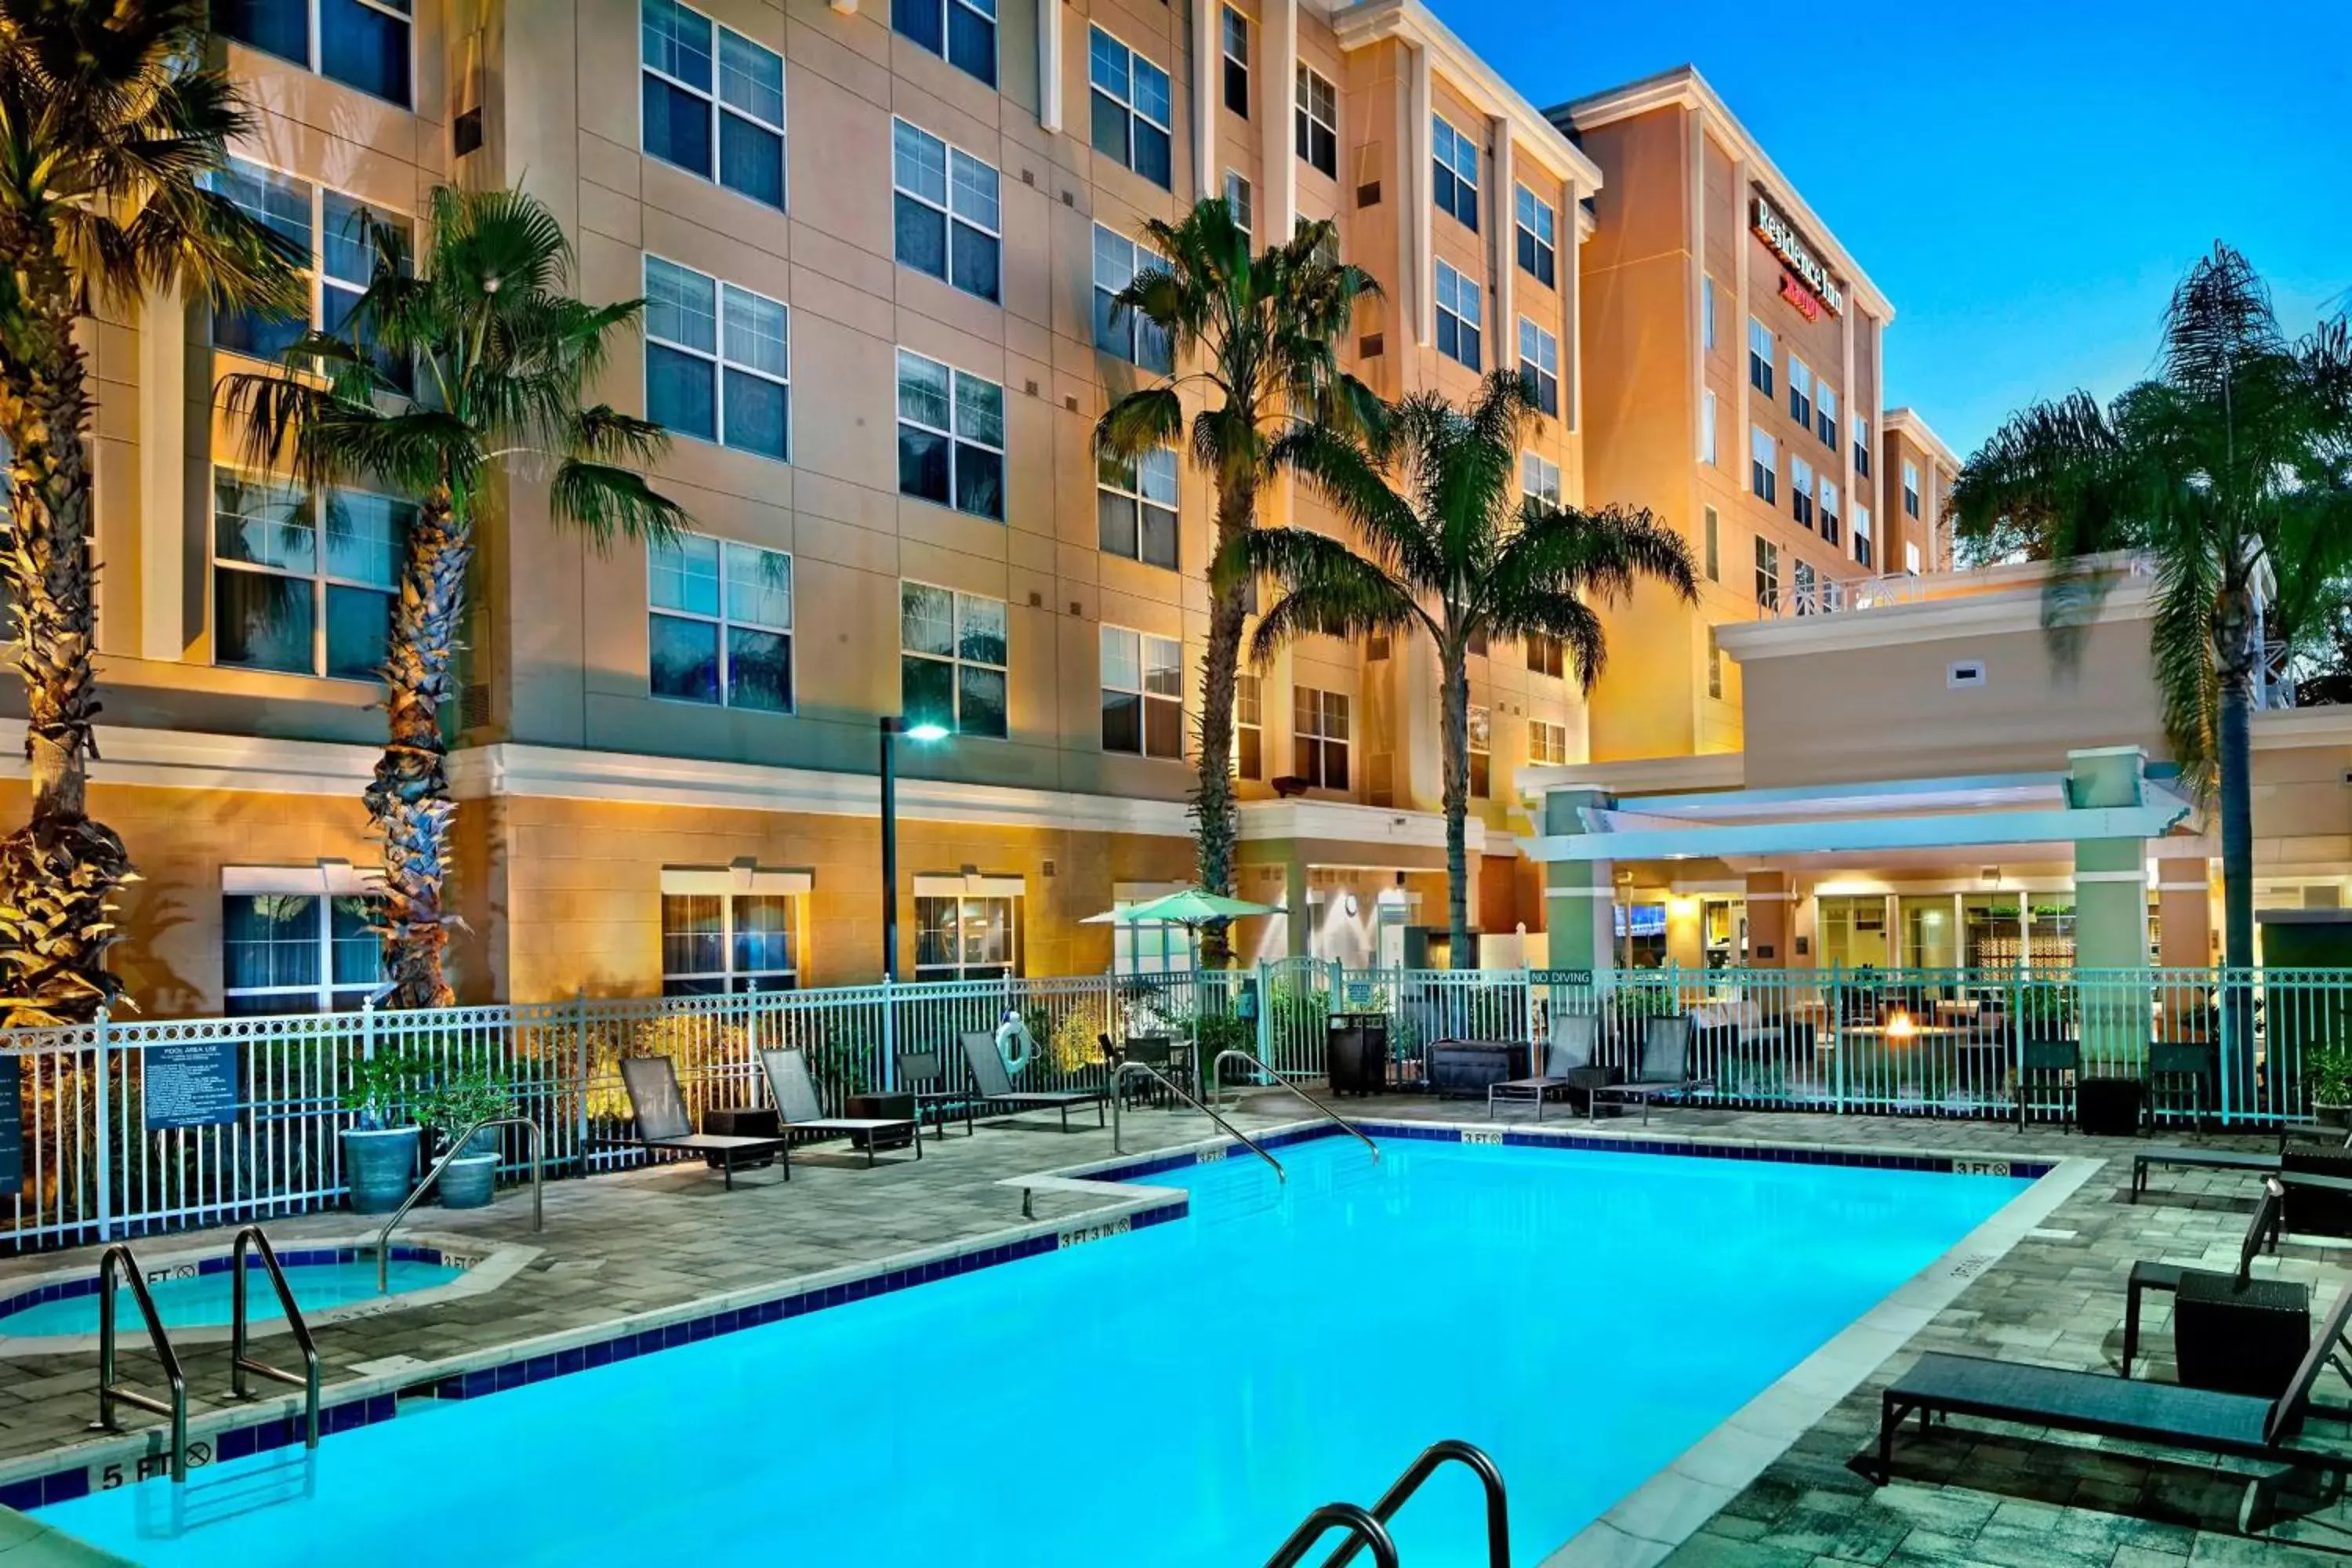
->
xmin=1441 ymin=0 xmax=2352 ymax=458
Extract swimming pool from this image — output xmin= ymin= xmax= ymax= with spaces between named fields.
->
xmin=0 ymin=1251 xmax=466 ymax=1341
xmin=39 ymin=1137 xmax=2029 ymax=1566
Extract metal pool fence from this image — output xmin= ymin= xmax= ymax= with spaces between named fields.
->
xmin=3 ymin=960 xmax=2342 ymax=1253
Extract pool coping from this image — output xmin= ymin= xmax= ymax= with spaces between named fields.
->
xmin=0 ymin=1235 xmax=543 ymax=1360
xmin=3 ymin=1113 xmax=2078 ymax=1541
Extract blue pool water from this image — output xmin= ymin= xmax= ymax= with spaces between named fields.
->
xmin=42 ymin=1140 xmax=2025 ymax=1566
xmin=0 ymin=1259 xmax=465 ymax=1339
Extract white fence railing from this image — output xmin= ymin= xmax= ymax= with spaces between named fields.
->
xmin=2 ymin=962 xmax=2341 ymax=1253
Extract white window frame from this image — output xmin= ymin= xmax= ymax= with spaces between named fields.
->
xmin=1854 ymin=501 xmax=1875 ymax=569
xmin=1790 ymin=453 xmax=1815 ymax=528
xmin=1221 ymin=5 xmax=1250 ymax=118
xmin=221 ymin=865 xmax=387 ymax=1014
xmin=913 ymin=880 xmax=1022 ymax=980
xmin=1098 ymin=445 xmax=1181 ymax=570
xmin=206 ymin=156 xmax=412 ymax=358
xmin=1101 ymin=624 xmax=1185 ymax=760
xmin=1755 ymin=536 xmax=1780 ymax=612
xmin=1528 ymin=717 xmax=1568 ymax=767
xmin=1515 ymin=185 xmax=1556 ymax=289
xmin=1816 ymin=381 xmax=1838 ymax=448
xmin=1853 ymin=412 xmax=1872 ymax=477
xmin=639 ymin=0 xmax=786 ymax=209
xmin=1699 ymin=387 xmax=1718 ymax=466
xmin=1517 ymin=317 xmax=1559 ymax=416
xmin=1788 ymin=354 xmax=1813 ymax=430
xmin=1904 ymin=459 xmax=1922 ymax=518
xmin=1521 ymin=452 xmax=1561 ymax=506
xmin=1089 ymin=26 xmax=1173 ymax=189
xmin=1236 ymin=671 xmax=1265 ymax=780
xmin=1223 ymin=169 xmax=1254 ymax=238
xmin=659 ymin=868 xmax=808 ymax=995
xmin=646 ymin=532 xmax=796 ymax=712
xmin=642 ymin=254 xmax=790 ymax=461
xmin=218 ymin=0 xmax=416 ymax=109
xmin=1432 ymin=114 xmax=1479 ymax=230
xmin=892 ymin=0 xmax=1000 ymax=86
xmin=1468 ymin=702 xmax=1492 ymax=797
xmin=210 ymin=467 xmax=410 ymax=683
xmin=1793 ymin=557 xmax=1818 ymax=615
xmin=1750 ymin=426 xmax=1777 ymax=504
xmin=1093 ymin=224 xmax=1174 ymax=371
xmin=891 ymin=118 xmax=1002 ymax=303
xmin=895 ymin=349 xmax=1005 ymax=521
xmin=1748 ymin=316 xmax=1774 ymax=394
xmin=900 ymin=581 xmax=1009 ymax=739
xmin=1292 ymin=685 xmax=1351 ymax=789
xmin=1295 ymin=65 xmax=1337 ymax=178
xmin=1820 ymin=477 xmax=1841 ymax=546
xmin=1435 ymin=260 xmax=1482 ymax=371
xmin=1701 ymin=274 xmax=1718 ymax=351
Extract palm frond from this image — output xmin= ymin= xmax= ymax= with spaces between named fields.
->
xmin=549 ymin=459 xmax=689 ymax=550
xmin=1240 ymin=526 xmax=1425 ymax=665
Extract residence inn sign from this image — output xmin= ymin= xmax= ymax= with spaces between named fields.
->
xmin=1753 ymin=193 xmax=1844 ymax=317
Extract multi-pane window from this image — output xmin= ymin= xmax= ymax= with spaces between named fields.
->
xmin=1436 ymin=260 xmax=1482 ymax=371
xmin=901 ymin=583 xmax=1007 ymax=739
xmin=1820 ymin=478 xmax=1842 ymax=546
xmin=1296 ymin=67 xmax=1338 ymax=178
xmin=641 ymin=1 xmax=786 ymax=209
xmin=1432 ymin=116 xmax=1479 ymax=229
xmin=1703 ymin=506 xmax=1720 ymax=582
xmin=897 ymin=350 xmax=1004 ymax=521
xmin=1224 ymin=170 xmax=1254 ymax=238
xmin=1221 ymin=6 xmax=1250 ymax=117
xmin=1094 ymin=226 xmax=1174 ymax=372
xmin=1790 ymin=454 xmax=1814 ymax=528
xmin=213 ymin=470 xmax=407 ymax=681
xmin=1817 ymin=382 xmax=1838 ymax=449
xmin=1750 ymin=426 xmax=1777 ymax=504
xmin=662 ymin=892 xmax=797 ymax=994
xmin=1706 ymin=627 xmax=1723 ymax=699
xmin=893 ymin=121 xmax=1001 ymax=304
xmin=1754 ymin=537 xmax=1780 ymax=611
xmin=1701 ymin=274 xmax=1718 ymax=351
xmin=1529 ymin=718 xmax=1568 ymax=766
xmin=915 ymin=895 xmax=1018 ymax=980
xmin=647 ymin=533 xmax=793 ymax=711
xmin=1293 ymin=688 xmax=1349 ymax=789
xmin=1099 ymin=447 xmax=1179 ymax=569
xmin=1526 ymin=633 xmax=1565 ymax=680
xmin=1518 ymin=319 xmax=1559 ymax=417
xmin=1515 ymin=186 xmax=1556 ymax=289
xmin=223 ymin=888 xmax=384 ymax=1015
xmin=1748 ymin=318 xmax=1773 ymax=394
xmin=1236 ymin=673 xmax=1263 ymax=780
xmin=1793 ymin=558 xmax=1817 ymax=615
xmin=1699 ymin=388 xmax=1718 ymax=465
xmin=216 ymin=0 xmax=412 ymax=107
xmin=1102 ymin=626 xmax=1184 ymax=758
xmin=1788 ymin=355 xmax=1813 ymax=430
xmin=1521 ymin=452 xmax=1561 ymax=506
xmin=1467 ymin=704 xmax=1491 ymax=797
xmin=1090 ymin=28 xmax=1172 ymax=190
xmin=644 ymin=256 xmax=789 ymax=461
xmin=1853 ymin=413 xmax=1872 ymax=478
xmin=208 ymin=158 xmax=409 ymax=369
xmin=892 ymin=0 xmax=997 ymax=86
xmin=1904 ymin=460 xmax=1922 ymax=518
xmin=1906 ymin=541 xmax=1923 ymax=575
xmin=1854 ymin=502 xmax=1874 ymax=569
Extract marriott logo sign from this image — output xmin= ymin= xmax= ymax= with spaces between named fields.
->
xmin=1751 ymin=194 xmax=1844 ymax=318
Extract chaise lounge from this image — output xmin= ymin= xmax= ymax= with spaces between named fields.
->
xmin=959 ymin=1032 xmax=1107 ymax=1132
xmin=1487 ymin=1015 xmax=1600 ymax=1122
xmin=2122 ymin=1178 xmax=2303 ymax=1392
xmin=760 ymin=1048 xmax=921 ymax=1167
xmin=618 ymin=1054 xmax=791 ymax=1189
xmin=1588 ymin=1015 xmax=1704 ymax=1126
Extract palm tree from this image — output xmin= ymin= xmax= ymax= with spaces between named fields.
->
xmin=1951 ymin=244 xmax=2352 ymax=1098
xmin=226 ymin=187 xmax=684 ymax=1007
xmin=0 ymin=0 xmax=306 ymax=1023
xmin=1243 ymin=371 xmax=1697 ymax=960
xmin=1094 ymin=198 xmax=1381 ymax=966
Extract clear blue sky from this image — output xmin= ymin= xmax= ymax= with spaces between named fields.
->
xmin=1436 ymin=0 xmax=2352 ymax=459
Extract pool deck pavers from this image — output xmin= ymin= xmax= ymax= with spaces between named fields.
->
xmin=5 ymin=1094 xmax=2350 ymax=1566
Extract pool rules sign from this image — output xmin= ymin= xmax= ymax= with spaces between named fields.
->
xmin=0 ymin=1054 xmax=20 ymax=1189
xmin=143 ymin=1040 xmax=242 ymax=1131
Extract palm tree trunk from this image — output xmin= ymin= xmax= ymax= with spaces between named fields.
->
xmin=1439 ymin=644 xmax=1471 ymax=967
xmin=1192 ymin=474 xmax=1257 ymax=968
xmin=0 ymin=293 xmax=132 ymax=1025
xmin=365 ymin=484 xmax=471 ymax=1009
xmin=2215 ymin=588 xmax=2259 ymax=1110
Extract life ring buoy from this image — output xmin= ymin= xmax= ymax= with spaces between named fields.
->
xmin=994 ymin=1010 xmax=1038 ymax=1076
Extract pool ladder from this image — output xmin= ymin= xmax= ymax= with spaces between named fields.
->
xmin=1261 ymin=1439 xmax=1511 ymax=1567
xmin=90 ymin=1227 xmax=321 ymax=1486
xmin=1109 ymin=1060 xmax=1284 ymax=1181
xmin=1210 ymin=1049 xmax=1380 ymax=1163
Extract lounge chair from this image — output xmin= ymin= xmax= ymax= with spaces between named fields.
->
xmin=2123 ymin=1178 xmax=2302 ymax=1389
xmin=1588 ymin=1015 xmax=1703 ymax=1126
xmin=1488 ymin=1015 xmax=1599 ymax=1122
xmin=759 ymin=1048 xmax=920 ymax=1167
xmin=1871 ymin=1283 xmax=2352 ymax=1493
xmin=895 ymin=1050 xmax=978 ymax=1142
xmin=2131 ymin=1129 xmax=2352 ymax=1203
xmin=617 ymin=1055 xmax=790 ymax=1189
xmin=959 ymin=1032 xmax=1106 ymax=1132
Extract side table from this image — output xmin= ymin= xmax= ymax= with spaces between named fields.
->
xmin=846 ymin=1094 xmax=920 ymax=1152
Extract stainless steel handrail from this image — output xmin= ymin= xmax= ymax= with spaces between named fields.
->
xmin=374 ymin=1115 xmax=545 ymax=1291
xmin=1210 ymin=1049 xmax=1379 ymax=1163
xmin=91 ymin=1243 xmax=189 ymax=1484
xmin=1323 ymin=1439 xmax=1512 ymax=1568
xmin=1262 ymin=1503 xmax=1398 ymax=1568
xmin=229 ymin=1226 xmax=321 ymax=1449
xmin=1109 ymin=1060 xmax=1283 ymax=1182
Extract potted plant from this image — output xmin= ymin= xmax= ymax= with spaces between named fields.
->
xmin=339 ymin=1051 xmax=423 ymax=1214
xmin=2310 ymin=1044 xmax=2352 ymax=1131
xmin=419 ymin=1069 xmax=512 ymax=1210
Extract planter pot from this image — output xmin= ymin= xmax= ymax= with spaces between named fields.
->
xmin=2316 ymin=1102 xmax=2351 ymax=1131
xmin=342 ymin=1127 xmax=421 ymax=1214
xmin=437 ymin=1153 xmax=499 ymax=1210
xmin=434 ymin=1126 xmax=501 ymax=1162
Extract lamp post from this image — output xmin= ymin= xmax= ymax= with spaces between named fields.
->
xmin=879 ymin=716 xmax=948 ymax=982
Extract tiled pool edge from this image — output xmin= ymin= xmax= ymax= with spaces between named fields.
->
xmin=1539 ymin=1153 xmax=2104 ymax=1568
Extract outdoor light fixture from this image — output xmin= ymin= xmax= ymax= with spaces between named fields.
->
xmin=880 ymin=716 xmax=949 ymax=981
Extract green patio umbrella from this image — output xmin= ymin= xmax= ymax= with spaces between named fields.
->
xmin=1082 ymin=889 xmax=1283 ymax=927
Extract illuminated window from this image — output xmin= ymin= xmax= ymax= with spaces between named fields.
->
xmin=901 ymin=583 xmax=1007 ymax=739
xmin=223 ymin=879 xmax=385 ymax=1015
xmin=1292 ymin=687 xmax=1349 ymax=788
xmin=1526 ymin=633 xmax=1564 ymax=680
xmin=661 ymin=886 xmax=798 ymax=995
xmin=1468 ymin=703 xmax=1491 ymax=797
xmin=914 ymin=894 xmax=1019 ymax=980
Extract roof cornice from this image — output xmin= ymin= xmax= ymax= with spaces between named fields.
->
xmin=1330 ymin=0 xmax=1605 ymax=193
xmin=1883 ymin=407 xmax=1962 ymax=470
xmin=1715 ymin=575 xmax=2158 ymax=660
xmin=1552 ymin=64 xmax=1892 ymax=324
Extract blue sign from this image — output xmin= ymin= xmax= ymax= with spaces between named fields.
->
xmin=143 ymin=1040 xmax=242 ymax=1131
xmin=0 ymin=1054 xmax=20 ymax=1190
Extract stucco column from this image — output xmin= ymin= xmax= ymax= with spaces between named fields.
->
xmin=1540 ymin=788 xmax=1613 ymax=978
xmin=2071 ymin=746 xmax=2154 ymax=1071
xmin=1283 ymin=841 xmax=1310 ymax=960
xmin=136 ymin=285 xmax=186 ymax=661
xmin=1744 ymin=872 xmax=1792 ymax=968
xmin=1189 ymin=0 xmax=1214 ymax=199
xmin=2157 ymin=854 xmax=2214 ymax=971
xmin=1261 ymin=0 xmax=1295 ymax=241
